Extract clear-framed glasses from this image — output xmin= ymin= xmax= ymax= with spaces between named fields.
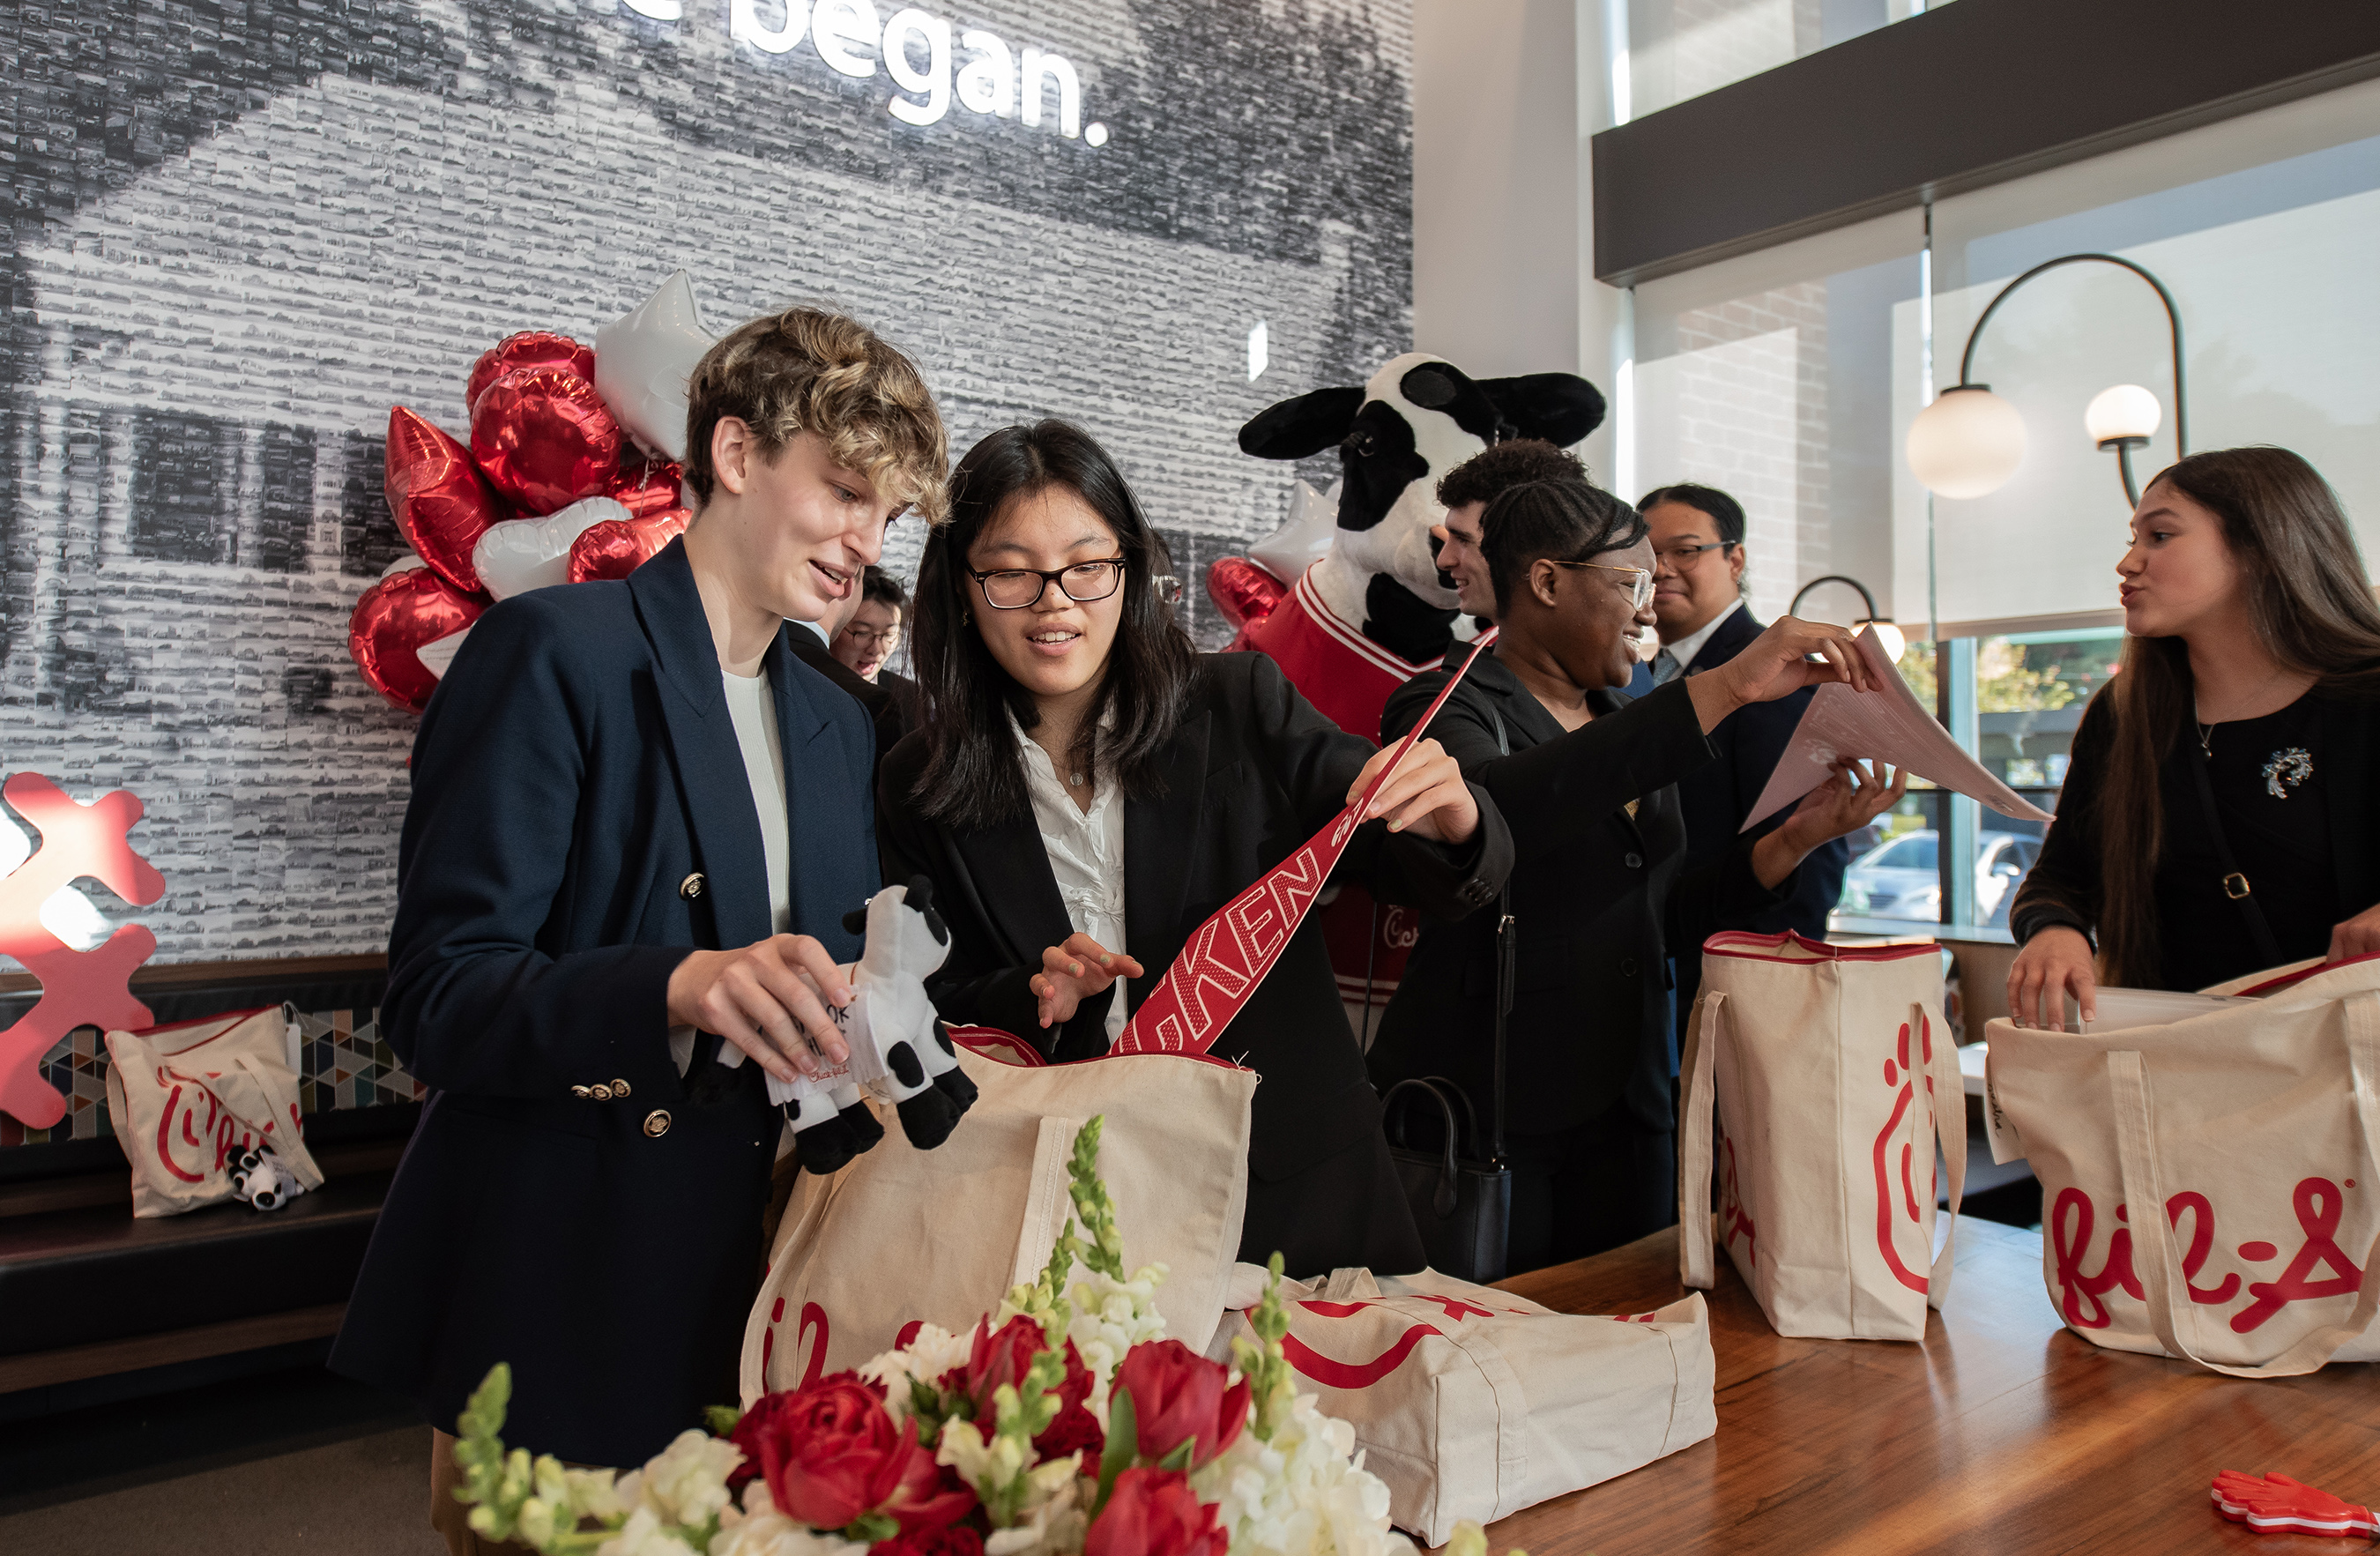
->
xmin=1548 ymin=559 xmax=1656 ymax=611
xmin=971 ymin=557 xmax=1130 ymax=610
xmin=1653 ymin=539 xmax=1736 ymax=570
xmin=839 ymin=624 xmax=901 ymax=650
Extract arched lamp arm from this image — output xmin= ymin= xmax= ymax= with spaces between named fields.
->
xmin=1789 ymin=574 xmax=1881 ymax=622
xmin=1955 ymin=251 xmax=2188 ymax=457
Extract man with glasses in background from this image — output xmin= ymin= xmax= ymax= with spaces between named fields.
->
xmin=828 ymin=565 xmax=919 ymax=733
xmin=795 ymin=563 xmax=911 ymax=771
xmin=1640 ymin=483 xmax=1852 ymax=1016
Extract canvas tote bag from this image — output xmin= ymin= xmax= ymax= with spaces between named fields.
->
xmin=1204 ymin=1265 xmax=1715 ymax=1545
xmin=102 ymin=1004 xmax=324 ymax=1218
xmin=1982 ymin=955 xmax=2380 ymax=1374
xmin=741 ymin=1033 xmax=1258 ymax=1397
xmin=1678 ymin=931 xmax=1965 ymax=1341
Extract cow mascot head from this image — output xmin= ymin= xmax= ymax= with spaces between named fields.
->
xmin=1213 ymin=353 xmax=1604 ymax=739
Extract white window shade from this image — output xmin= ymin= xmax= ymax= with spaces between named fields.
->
xmin=1895 ymin=90 xmax=2380 ymax=638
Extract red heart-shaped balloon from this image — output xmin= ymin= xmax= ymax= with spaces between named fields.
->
xmin=349 ymin=565 xmax=487 ymax=713
xmin=1206 ymin=555 xmax=1289 ymax=629
xmin=465 ymin=331 xmax=596 ymax=417
xmin=472 ymin=366 xmax=627 ymax=517
xmin=610 ymin=457 xmax=684 ymax=519
xmin=568 ymin=509 xmax=690 ymax=584
xmin=386 ymin=406 xmax=506 ymax=595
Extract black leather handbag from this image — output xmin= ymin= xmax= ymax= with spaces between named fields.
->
xmin=1372 ymin=700 xmax=1515 ymax=1283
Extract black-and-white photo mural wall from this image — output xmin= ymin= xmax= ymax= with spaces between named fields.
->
xmin=0 ymin=0 xmax=1414 ymax=957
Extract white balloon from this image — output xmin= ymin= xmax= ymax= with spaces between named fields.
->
xmin=595 ymin=271 xmax=718 ymax=462
xmin=380 ymin=550 xmax=428 ymax=579
xmin=1249 ymin=478 xmax=1342 ymax=584
xmin=473 ymin=496 xmax=629 ymax=600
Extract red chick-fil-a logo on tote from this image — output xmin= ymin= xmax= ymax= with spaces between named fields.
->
xmin=2050 ymin=1177 xmax=2367 ymax=1335
xmin=618 ymin=0 xmax=1112 ymax=147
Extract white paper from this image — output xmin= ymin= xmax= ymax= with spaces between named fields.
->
xmin=1742 ymin=626 xmax=2055 ymax=830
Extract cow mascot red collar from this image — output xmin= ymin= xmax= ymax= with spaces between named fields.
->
xmin=1218 ymin=353 xmax=1605 ymax=739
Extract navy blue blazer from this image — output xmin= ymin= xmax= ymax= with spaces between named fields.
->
xmin=329 ymin=538 xmax=878 ymax=1468
xmin=1671 ymin=606 xmax=1850 ymax=1004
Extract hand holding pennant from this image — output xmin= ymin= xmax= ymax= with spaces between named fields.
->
xmin=1741 ymin=626 xmax=2052 ymax=831
xmin=1112 ymin=634 xmax=1500 ymax=1056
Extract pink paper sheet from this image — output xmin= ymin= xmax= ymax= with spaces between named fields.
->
xmin=1742 ymin=627 xmax=2055 ymax=830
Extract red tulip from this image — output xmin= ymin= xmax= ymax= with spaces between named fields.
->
xmin=956 ymin=1317 xmax=1104 ymax=1463
xmin=471 ymin=365 xmax=625 ymax=517
xmin=1113 ymin=1340 xmax=1248 ymax=1470
xmin=870 ymin=1527 xmax=985 ymax=1556
xmin=385 ymin=406 xmax=505 ymax=594
xmin=567 ymin=508 xmax=688 ymax=583
xmin=734 ymin=1378 xmax=975 ymax=1536
xmin=348 ymin=565 xmax=485 ymax=712
xmin=1084 ymin=1468 xmax=1226 ymax=1556
xmin=465 ymin=331 xmax=595 ymax=415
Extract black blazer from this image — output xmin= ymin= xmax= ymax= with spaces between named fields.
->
xmin=790 ymin=625 xmax=909 ymax=769
xmin=1367 ymin=644 xmax=1783 ymax=1136
xmin=1672 ymin=606 xmax=1849 ymax=972
xmin=329 ymin=539 xmax=878 ymax=1468
xmin=875 ymin=652 xmax=1513 ymax=1278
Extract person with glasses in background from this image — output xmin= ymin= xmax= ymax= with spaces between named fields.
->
xmin=1638 ymin=482 xmax=1854 ymax=1017
xmin=877 ymin=419 xmax=1514 ymax=1277
xmin=829 ymin=565 xmax=921 ymax=733
xmin=792 ymin=565 xmax=909 ymax=774
xmin=1368 ymin=480 xmax=1902 ymax=1269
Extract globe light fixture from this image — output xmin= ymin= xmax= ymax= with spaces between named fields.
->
xmin=1906 ymin=252 xmax=2187 ymax=510
xmin=2084 ymin=383 xmax=2163 ymax=505
xmin=1906 ymin=385 xmax=2027 ymax=499
xmin=1789 ymin=575 xmax=1906 ymax=663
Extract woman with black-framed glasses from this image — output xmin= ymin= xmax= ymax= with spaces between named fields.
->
xmin=877 ymin=419 xmax=1515 ymax=1277
xmin=1368 ymin=479 xmax=1902 ymax=1270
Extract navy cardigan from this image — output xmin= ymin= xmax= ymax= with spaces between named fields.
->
xmin=329 ymin=538 xmax=877 ymax=1467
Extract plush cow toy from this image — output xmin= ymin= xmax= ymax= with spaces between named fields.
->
xmin=736 ymin=877 xmax=979 ymax=1174
xmin=1216 ymin=352 xmax=1606 ymax=738
xmin=230 ymin=1143 xmax=306 ymax=1212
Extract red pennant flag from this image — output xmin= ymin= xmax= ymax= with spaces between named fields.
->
xmin=1113 ymin=632 xmax=1498 ymax=1055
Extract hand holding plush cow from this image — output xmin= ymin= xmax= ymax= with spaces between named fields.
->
xmin=348 ymin=273 xmax=717 ymax=711
xmin=722 ymin=878 xmax=982 ymax=1175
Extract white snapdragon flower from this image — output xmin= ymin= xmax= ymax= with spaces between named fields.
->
xmin=614 ymin=1429 xmax=744 ymax=1530
xmin=859 ymin=1321 xmax=976 ymax=1423
xmin=982 ymin=1456 xmax=1088 ymax=1556
xmin=1057 ymin=1263 xmax=1170 ymax=1386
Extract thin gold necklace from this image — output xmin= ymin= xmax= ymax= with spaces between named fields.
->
xmin=2195 ymin=666 xmax=2287 ymax=759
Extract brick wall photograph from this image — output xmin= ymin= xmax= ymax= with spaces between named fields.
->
xmin=0 ymin=0 xmax=1416 ymax=962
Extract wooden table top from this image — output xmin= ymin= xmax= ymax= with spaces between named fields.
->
xmin=1486 ymin=1217 xmax=2379 ymax=1556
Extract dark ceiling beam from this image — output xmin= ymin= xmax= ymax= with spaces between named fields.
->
xmin=1591 ymin=0 xmax=2380 ymax=286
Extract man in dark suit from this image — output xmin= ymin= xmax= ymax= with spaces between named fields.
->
xmin=1639 ymin=483 xmax=1851 ymax=1016
xmin=817 ymin=564 xmax=921 ymax=735
xmin=792 ymin=578 xmax=908 ymax=771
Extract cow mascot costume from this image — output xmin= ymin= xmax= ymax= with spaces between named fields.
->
xmin=1208 ymin=353 xmax=1605 ymax=1027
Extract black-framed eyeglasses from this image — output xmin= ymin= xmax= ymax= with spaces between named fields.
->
xmin=1546 ymin=559 xmax=1656 ymax=611
xmin=1654 ymin=540 xmax=1736 ymax=569
xmin=970 ymin=558 xmax=1130 ymax=610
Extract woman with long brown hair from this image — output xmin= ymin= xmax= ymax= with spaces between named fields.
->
xmin=2007 ymin=446 xmax=2380 ymax=1024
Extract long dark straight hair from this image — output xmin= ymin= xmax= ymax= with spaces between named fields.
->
xmin=908 ymin=421 xmax=1199 ymax=830
xmin=2094 ymin=446 xmax=2380 ymax=983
